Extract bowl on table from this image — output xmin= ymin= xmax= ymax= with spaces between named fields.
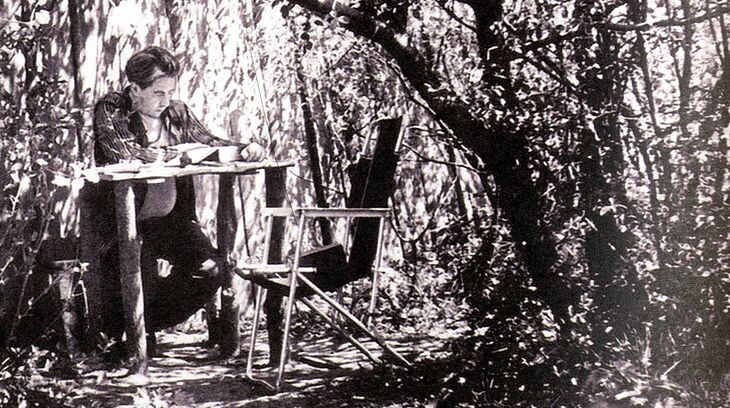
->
xmin=217 ymin=146 xmax=241 ymax=163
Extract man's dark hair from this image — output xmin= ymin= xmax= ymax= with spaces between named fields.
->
xmin=125 ymin=46 xmax=180 ymax=89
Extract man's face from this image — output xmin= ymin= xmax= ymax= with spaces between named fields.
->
xmin=131 ymin=70 xmax=177 ymax=118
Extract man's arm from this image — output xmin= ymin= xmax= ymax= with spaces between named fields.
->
xmin=93 ymin=98 xmax=176 ymax=164
xmin=171 ymin=102 xmax=266 ymax=161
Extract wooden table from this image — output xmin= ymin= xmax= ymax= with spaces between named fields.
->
xmin=80 ymin=160 xmax=292 ymax=374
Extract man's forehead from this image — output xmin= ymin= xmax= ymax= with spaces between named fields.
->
xmin=147 ymin=74 xmax=177 ymax=91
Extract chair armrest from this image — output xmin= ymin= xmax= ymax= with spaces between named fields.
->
xmin=260 ymin=207 xmax=295 ymax=218
xmin=295 ymin=207 xmax=390 ymax=219
xmin=237 ymin=263 xmax=317 ymax=275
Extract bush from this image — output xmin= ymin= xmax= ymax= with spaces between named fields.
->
xmin=0 ymin=14 xmax=81 ymax=408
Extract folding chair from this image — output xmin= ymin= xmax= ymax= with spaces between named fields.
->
xmin=236 ymin=206 xmax=411 ymax=392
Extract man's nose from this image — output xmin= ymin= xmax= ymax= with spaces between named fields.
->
xmin=160 ymin=95 xmax=170 ymax=108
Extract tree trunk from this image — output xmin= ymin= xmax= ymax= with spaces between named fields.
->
xmin=289 ymin=0 xmax=573 ymax=325
xmin=573 ymin=0 xmax=646 ymax=338
xmin=296 ymin=66 xmax=333 ymax=244
xmin=695 ymin=60 xmax=730 ymax=377
xmin=67 ymin=0 xmax=85 ymax=160
xmin=164 ymin=0 xmax=182 ymax=51
xmin=446 ymin=145 xmax=468 ymax=220
xmin=310 ymin=81 xmax=336 ymax=188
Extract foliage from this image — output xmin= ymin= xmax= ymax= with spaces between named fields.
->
xmin=0 ymin=346 xmax=79 ymax=408
xmin=0 ymin=3 xmax=80 ymax=347
xmin=1 ymin=0 xmax=729 ymax=406
xmin=279 ymin=0 xmax=730 ymax=405
xmin=0 ymin=6 xmax=83 ymax=407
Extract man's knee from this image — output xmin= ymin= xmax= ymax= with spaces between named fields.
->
xmin=193 ymin=258 xmax=220 ymax=279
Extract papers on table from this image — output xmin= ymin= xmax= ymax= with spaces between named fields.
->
xmin=168 ymin=144 xmax=242 ymax=164
xmin=169 ymin=143 xmax=220 ymax=164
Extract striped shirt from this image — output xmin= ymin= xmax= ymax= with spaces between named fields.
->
xmin=93 ymin=87 xmax=238 ymax=165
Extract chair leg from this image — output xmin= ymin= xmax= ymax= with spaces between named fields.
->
xmin=246 ymin=286 xmax=265 ymax=378
xmin=274 ymin=211 xmax=307 ymax=391
xmin=298 ymin=273 xmax=411 ymax=368
xmin=275 ymin=213 xmax=305 ymax=392
xmin=299 ymin=297 xmax=382 ymax=365
xmin=275 ymin=269 xmax=298 ymax=391
xmin=366 ymin=217 xmax=387 ymax=327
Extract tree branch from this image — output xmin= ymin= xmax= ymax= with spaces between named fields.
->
xmin=605 ymin=5 xmax=730 ymax=31
xmin=288 ymin=0 xmax=500 ymax=168
xmin=288 ymin=0 xmax=566 ymax=320
xmin=436 ymin=0 xmax=477 ymax=32
xmin=401 ymin=143 xmax=485 ymax=174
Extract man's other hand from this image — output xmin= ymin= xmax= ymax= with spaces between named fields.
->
xmin=239 ymin=142 xmax=266 ymax=162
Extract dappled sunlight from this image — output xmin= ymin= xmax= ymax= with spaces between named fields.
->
xmin=65 ymin=328 xmax=447 ymax=407
xmin=2 ymin=0 xmax=729 ymax=406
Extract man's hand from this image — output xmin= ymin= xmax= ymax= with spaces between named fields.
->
xmin=239 ymin=142 xmax=266 ymax=162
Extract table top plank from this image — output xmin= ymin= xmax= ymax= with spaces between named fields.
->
xmin=83 ymin=160 xmax=295 ymax=182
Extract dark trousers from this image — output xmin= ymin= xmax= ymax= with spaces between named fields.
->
xmin=100 ymin=215 xmax=222 ymax=345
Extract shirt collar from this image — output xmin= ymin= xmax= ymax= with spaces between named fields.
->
xmin=122 ymin=86 xmax=134 ymax=113
xmin=122 ymin=86 xmax=175 ymax=146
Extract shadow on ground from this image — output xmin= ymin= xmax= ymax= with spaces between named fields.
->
xmin=69 ymin=329 xmax=447 ymax=407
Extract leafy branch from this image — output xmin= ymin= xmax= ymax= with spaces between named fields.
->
xmin=436 ymin=0 xmax=477 ymax=32
xmin=605 ymin=5 xmax=730 ymax=31
xmin=400 ymin=143 xmax=484 ymax=175
xmin=288 ymin=0 xmax=501 ymax=167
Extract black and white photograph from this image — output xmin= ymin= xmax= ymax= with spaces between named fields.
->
xmin=0 ymin=0 xmax=728 ymax=406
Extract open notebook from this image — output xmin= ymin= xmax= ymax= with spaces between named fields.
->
xmin=169 ymin=143 xmax=240 ymax=164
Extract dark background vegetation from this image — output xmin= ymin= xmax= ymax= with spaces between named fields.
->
xmin=1 ymin=0 xmax=729 ymax=406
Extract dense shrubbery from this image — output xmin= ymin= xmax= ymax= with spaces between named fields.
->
xmin=1 ymin=0 xmax=729 ymax=407
xmin=0 ymin=15 xmax=81 ymax=407
xmin=412 ymin=208 xmax=727 ymax=406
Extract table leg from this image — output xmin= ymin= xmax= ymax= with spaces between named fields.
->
xmin=204 ymin=295 xmax=221 ymax=347
xmin=114 ymin=181 xmax=148 ymax=374
xmin=264 ymin=168 xmax=287 ymax=262
xmin=217 ymin=174 xmax=240 ymax=357
xmin=79 ymin=184 xmax=103 ymax=350
xmin=263 ymin=167 xmax=288 ymax=362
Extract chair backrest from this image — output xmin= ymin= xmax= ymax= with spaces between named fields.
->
xmin=244 ymin=118 xmax=403 ymax=297
xmin=345 ymin=117 xmax=401 ymax=279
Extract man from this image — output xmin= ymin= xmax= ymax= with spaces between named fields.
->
xmin=91 ymin=46 xmax=264 ymax=358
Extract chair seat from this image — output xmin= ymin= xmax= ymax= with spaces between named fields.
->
xmin=237 ymin=243 xmax=353 ymax=297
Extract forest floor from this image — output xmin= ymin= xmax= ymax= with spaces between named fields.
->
xmin=60 ymin=325 xmax=456 ymax=408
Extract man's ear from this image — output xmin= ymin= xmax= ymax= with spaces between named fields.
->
xmin=130 ymin=83 xmax=141 ymax=95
